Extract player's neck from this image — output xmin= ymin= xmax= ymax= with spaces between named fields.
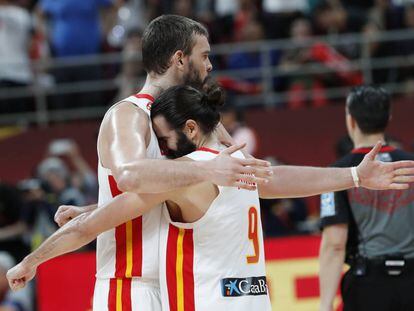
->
xmin=140 ymin=74 xmax=177 ymax=99
xmin=197 ymin=133 xmax=222 ymax=151
xmin=353 ymin=132 xmax=386 ymax=149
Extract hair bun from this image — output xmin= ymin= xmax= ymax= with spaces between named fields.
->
xmin=202 ymin=84 xmax=225 ymax=109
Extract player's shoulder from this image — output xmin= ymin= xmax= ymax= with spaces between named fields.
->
xmin=102 ymin=100 xmax=149 ymax=124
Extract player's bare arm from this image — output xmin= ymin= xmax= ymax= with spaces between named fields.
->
xmin=101 ymin=103 xmax=272 ymax=193
xmin=7 ymin=188 xmax=175 ymax=291
xmin=259 ymin=142 xmax=414 ymax=199
xmin=319 ymin=224 xmax=348 ymax=311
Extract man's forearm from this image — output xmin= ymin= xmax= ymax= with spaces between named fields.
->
xmin=116 ymin=159 xmax=209 ymax=193
xmin=24 ymin=192 xmax=165 ymax=269
xmin=23 ymin=211 xmax=95 ymax=269
xmin=319 ymin=237 xmax=346 ymax=311
xmin=260 ymin=166 xmax=354 ymax=199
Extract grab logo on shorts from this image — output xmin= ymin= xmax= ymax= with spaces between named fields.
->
xmin=221 ymin=276 xmax=268 ymax=297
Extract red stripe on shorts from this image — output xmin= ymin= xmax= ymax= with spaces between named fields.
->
xmin=108 ymin=278 xmax=117 ymax=311
xmin=183 ymin=229 xmax=195 ymax=311
xmin=122 ymin=278 xmax=132 ymax=311
xmin=166 ymin=224 xmax=179 ymax=311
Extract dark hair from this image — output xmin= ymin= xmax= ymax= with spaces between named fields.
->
xmin=151 ymin=84 xmax=224 ymax=135
xmin=142 ymin=15 xmax=208 ymax=75
xmin=346 ymin=85 xmax=391 ymax=134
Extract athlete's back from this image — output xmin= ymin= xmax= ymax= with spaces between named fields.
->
xmin=159 ymin=148 xmax=271 ymax=311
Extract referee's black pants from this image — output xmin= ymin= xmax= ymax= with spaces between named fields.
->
xmin=341 ymin=266 xmax=414 ymax=311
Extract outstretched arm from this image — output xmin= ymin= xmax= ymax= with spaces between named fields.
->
xmin=7 ymin=191 xmax=169 ymax=291
xmin=101 ymin=104 xmax=271 ymax=193
xmin=259 ymin=142 xmax=414 ymax=199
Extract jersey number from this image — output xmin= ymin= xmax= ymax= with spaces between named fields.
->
xmin=246 ymin=206 xmax=260 ymax=264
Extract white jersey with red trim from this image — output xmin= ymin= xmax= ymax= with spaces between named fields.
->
xmin=96 ymin=93 xmax=163 ymax=281
xmin=159 ymin=148 xmax=272 ymax=311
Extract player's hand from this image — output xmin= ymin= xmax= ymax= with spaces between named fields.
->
xmin=6 ymin=260 xmax=36 ymax=291
xmin=54 ymin=205 xmax=87 ymax=227
xmin=357 ymin=141 xmax=414 ymax=190
xmin=206 ymin=143 xmax=272 ymax=190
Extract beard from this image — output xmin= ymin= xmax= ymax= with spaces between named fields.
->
xmin=166 ymin=131 xmax=197 ymax=159
xmin=183 ymin=60 xmax=210 ymax=91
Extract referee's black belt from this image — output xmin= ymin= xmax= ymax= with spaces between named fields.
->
xmin=358 ymin=256 xmax=414 ymax=277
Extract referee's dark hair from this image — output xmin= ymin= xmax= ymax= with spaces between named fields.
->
xmin=346 ymin=85 xmax=391 ymax=134
xmin=142 ymin=15 xmax=208 ymax=75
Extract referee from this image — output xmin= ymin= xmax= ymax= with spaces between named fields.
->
xmin=319 ymin=85 xmax=414 ymax=311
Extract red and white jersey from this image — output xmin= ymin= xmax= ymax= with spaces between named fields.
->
xmin=96 ymin=93 xmax=163 ymax=281
xmin=159 ymin=147 xmax=272 ymax=311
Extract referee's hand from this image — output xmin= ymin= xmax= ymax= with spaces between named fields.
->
xmin=357 ymin=141 xmax=414 ymax=190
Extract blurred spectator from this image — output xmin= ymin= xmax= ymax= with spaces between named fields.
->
xmin=279 ymin=18 xmax=330 ymax=108
xmin=361 ymin=21 xmax=397 ymax=83
xmin=35 ymin=0 xmax=119 ymax=108
xmin=232 ymin=0 xmax=259 ymax=42
xmin=0 ymin=183 xmax=29 ymax=263
xmin=18 ymin=178 xmax=56 ymax=250
xmin=220 ymin=105 xmax=258 ymax=156
xmin=115 ymin=28 xmax=145 ymax=100
xmin=280 ymin=14 xmax=363 ymax=108
xmin=368 ymin=0 xmax=404 ymax=31
xmin=206 ymin=0 xmax=260 ymax=53
xmin=261 ymin=0 xmax=305 ymax=39
xmin=37 ymin=157 xmax=85 ymax=206
xmin=0 ymin=252 xmax=32 ymax=311
xmin=36 ymin=0 xmax=116 ymax=58
xmin=312 ymin=1 xmax=363 ymax=58
xmin=313 ymin=1 xmax=345 ymax=34
xmin=222 ymin=19 xmax=281 ymax=95
xmin=0 ymin=0 xmax=33 ymax=113
xmin=51 ymin=140 xmax=98 ymax=204
xmin=39 ymin=139 xmax=97 ymax=206
xmin=225 ymin=19 xmax=265 ymax=90
xmin=397 ymin=5 xmax=414 ymax=82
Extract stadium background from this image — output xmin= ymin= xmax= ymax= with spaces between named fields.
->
xmin=1 ymin=0 xmax=414 ymax=310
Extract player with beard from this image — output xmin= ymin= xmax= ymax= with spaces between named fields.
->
xmin=7 ymin=85 xmax=414 ymax=311
xmin=10 ymin=15 xmax=272 ymax=311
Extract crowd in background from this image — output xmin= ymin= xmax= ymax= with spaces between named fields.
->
xmin=1 ymin=0 xmax=414 ymax=113
xmin=0 ymin=139 xmax=98 ymax=310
